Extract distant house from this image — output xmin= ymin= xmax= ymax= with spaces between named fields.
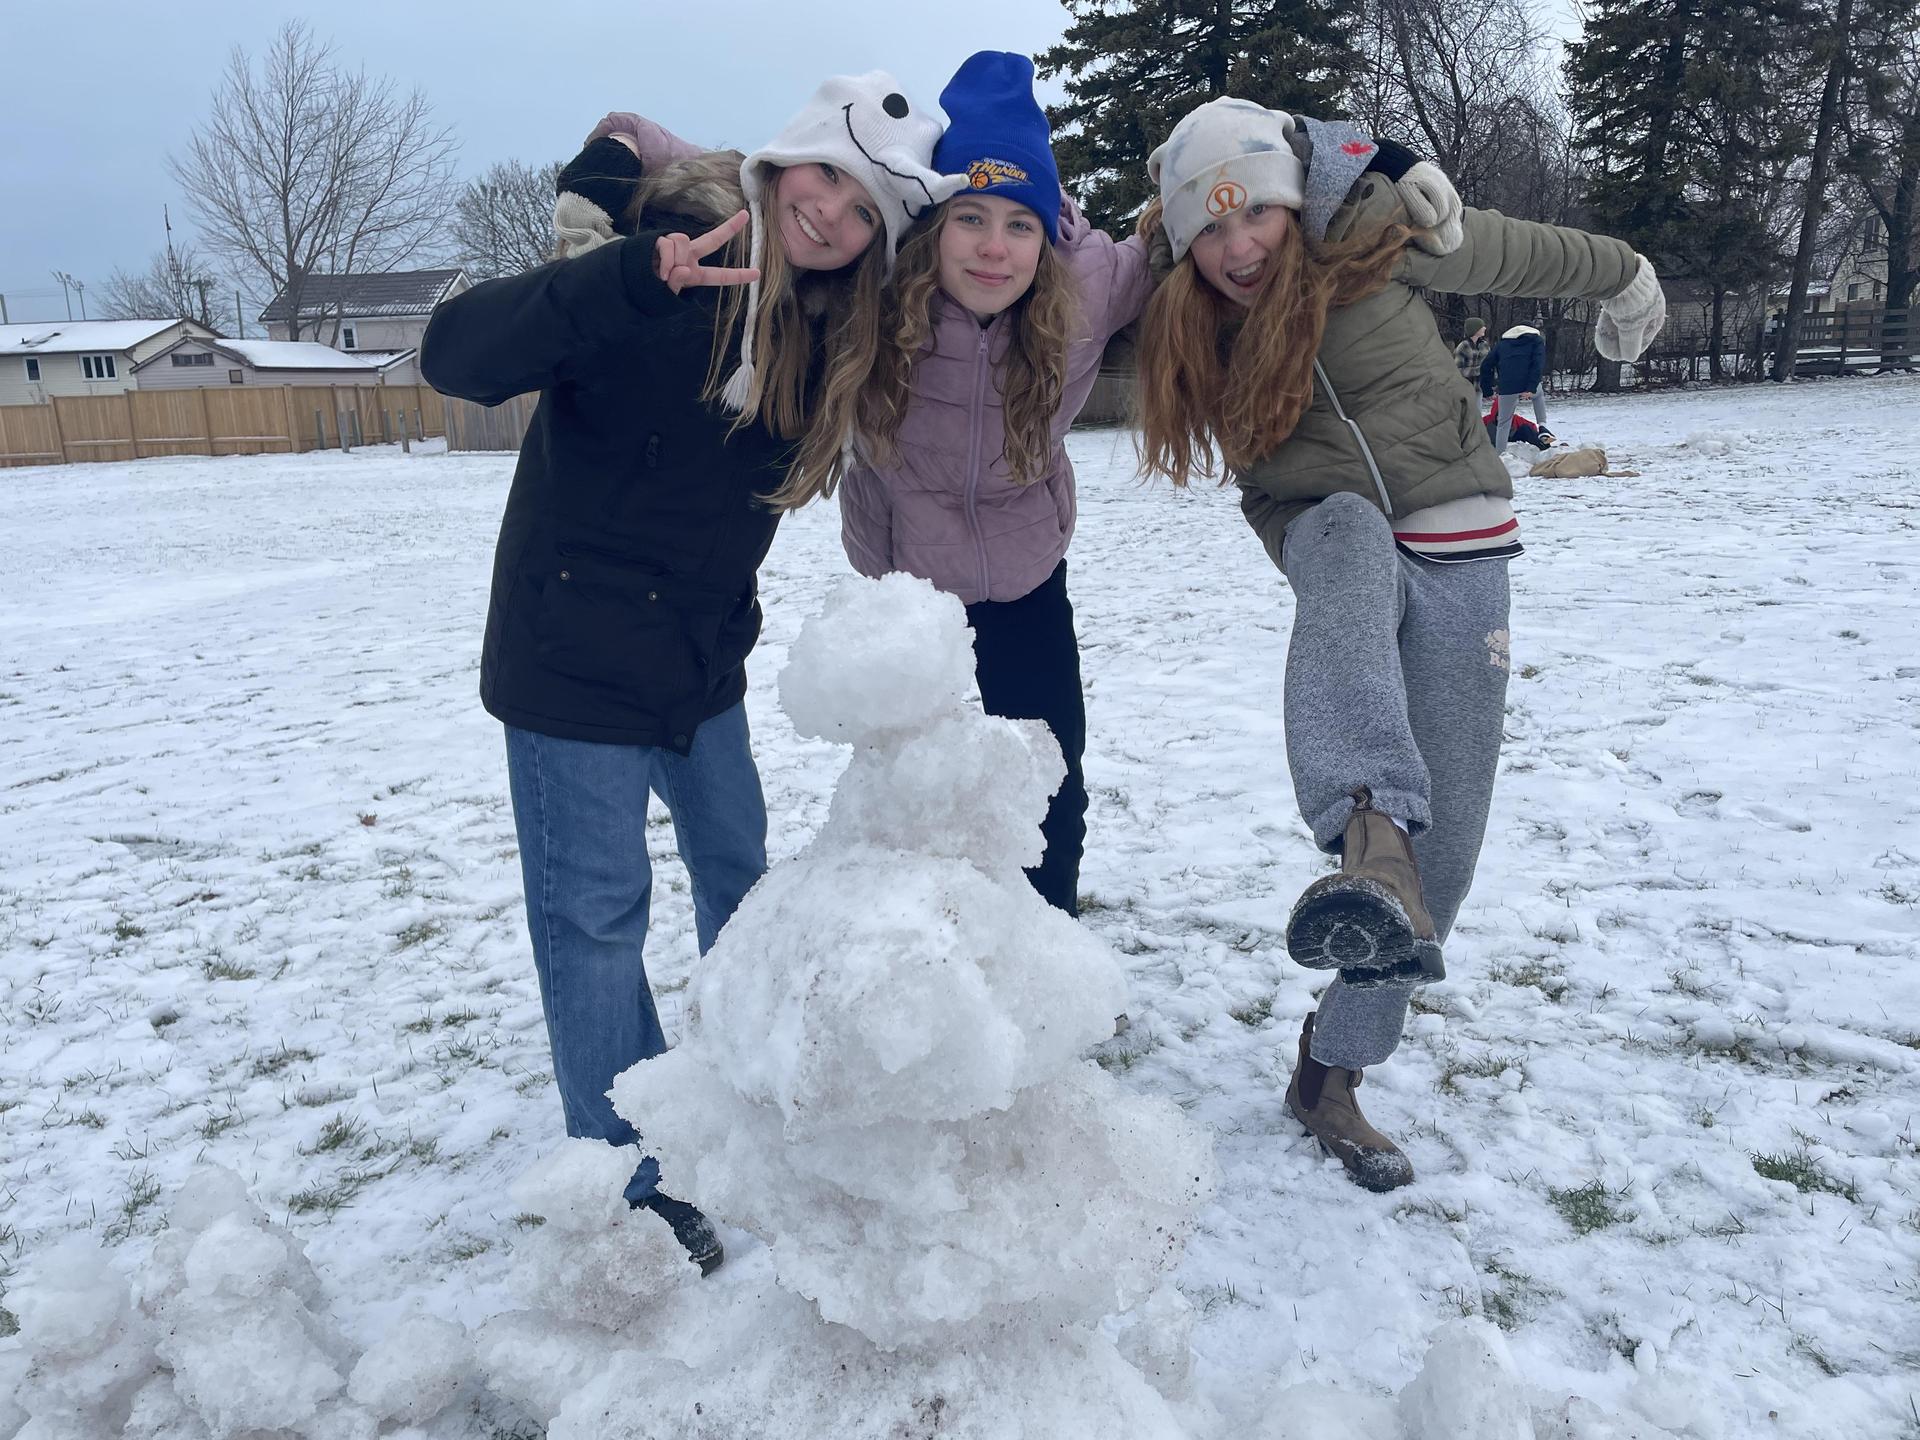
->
xmin=258 ymin=269 xmax=469 ymax=354
xmin=131 ymin=336 xmax=420 ymax=388
xmin=0 ymin=319 xmax=220 ymax=406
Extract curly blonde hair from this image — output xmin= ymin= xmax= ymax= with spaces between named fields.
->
xmin=839 ymin=203 xmax=1079 ymax=498
xmin=1133 ymin=197 xmax=1414 ymax=486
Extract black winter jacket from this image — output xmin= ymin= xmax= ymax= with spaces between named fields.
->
xmin=422 ymin=217 xmax=794 ymax=754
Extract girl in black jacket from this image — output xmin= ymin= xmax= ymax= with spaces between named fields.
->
xmin=422 ymin=74 xmax=961 ymax=1275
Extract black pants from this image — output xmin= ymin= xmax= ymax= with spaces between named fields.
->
xmin=966 ymin=560 xmax=1088 ymax=917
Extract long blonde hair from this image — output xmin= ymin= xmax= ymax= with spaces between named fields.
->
xmin=843 ymin=204 xmax=1079 ymax=496
xmin=1134 ymin=197 xmax=1413 ymax=486
xmin=629 ymin=152 xmax=889 ymax=509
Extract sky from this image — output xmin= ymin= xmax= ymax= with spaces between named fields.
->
xmin=0 ymin=0 xmax=1579 ymax=326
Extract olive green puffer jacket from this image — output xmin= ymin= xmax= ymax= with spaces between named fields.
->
xmin=1235 ymin=179 xmax=1638 ymax=565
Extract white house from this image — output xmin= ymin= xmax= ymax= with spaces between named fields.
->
xmin=0 ymin=319 xmax=220 ymax=406
xmin=258 ymin=269 xmax=469 ymax=353
xmin=131 ymin=336 xmax=420 ymax=389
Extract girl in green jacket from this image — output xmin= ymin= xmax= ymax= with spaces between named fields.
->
xmin=1132 ymin=97 xmax=1665 ymax=1191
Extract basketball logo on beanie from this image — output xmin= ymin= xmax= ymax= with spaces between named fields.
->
xmin=967 ymin=158 xmax=1032 ymax=190
xmin=934 ymin=52 xmax=1064 ymax=243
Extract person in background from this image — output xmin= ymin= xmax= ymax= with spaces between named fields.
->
xmin=1452 ymin=316 xmax=1488 ymax=388
xmin=1480 ymin=319 xmax=1555 ymax=452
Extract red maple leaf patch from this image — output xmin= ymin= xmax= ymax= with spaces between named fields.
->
xmin=1341 ymin=141 xmax=1376 ymax=156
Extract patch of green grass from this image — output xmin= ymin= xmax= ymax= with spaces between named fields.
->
xmin=1439 ymin=1052 xmax=1525 ymax=1094
xmin=112 ymin=917 xmax=146 ymax=942
xmin=382 ymin=866 xmax=415 ymax=899
xmin=1790 ymin=1333 xmax=1843 ymax=1378
xmin=1751 ymin=1146 xmax=1859 ymax=1201
xmin=440 ymin=1008 xmax=482 ymax=1028
xmin=202 ymin=956 xmax=257 ymax=981
xmin=1548 ymin=1180 xmax=1632 ymax=1236
xmin=103 ymin=1170 xmax=165 ymax=1243
xmin=21 ymin=991 xmax=62 ymax=1025
xmin=305 ymin=1114 xmax=365 ymax=1155
xmin=395 ymin=918 xmax=445 ymax=950
xmin=73 ymin=1109 xmax=107 ymax=1129
xmin=407 ymin=1136 xmax=441 ymax=1165
xmin=443 ymin=1237 xmax=492 ymax=1262
xmin=1228 ymin=995 xmax=1273 ymax=1027
xmin=287 ymin=1167 xmax=382 ymax=1217
xmin=250 ymin=1044 xmax=318 ymax=1078
xmin=512 ymin=1212 xmax=547 ymax=1229
xmin=1480 ymin=1260 xmax=1556 ymax=1331
xmin=199 ymin=1107 xmax=243 ymax=1141
xmin=1666 ymin=967 xmax=1716 ymax=999
xmin=1487 ymin=960 xmax=1565 ymax=996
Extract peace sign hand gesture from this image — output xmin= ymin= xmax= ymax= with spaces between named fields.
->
xmin=654 ymin=210 xmax=758 ymax=295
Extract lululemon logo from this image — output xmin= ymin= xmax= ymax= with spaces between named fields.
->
xmin=1207 ymin=180 xmax=1247 ymax=217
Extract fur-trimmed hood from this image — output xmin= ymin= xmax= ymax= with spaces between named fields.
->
xmin=554 ymin=147 xmax=749 ymax=260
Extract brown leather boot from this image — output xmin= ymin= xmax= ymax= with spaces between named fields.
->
xmin=1285 ymin=787 xmax=1443 ymax=986
xmin=1285 ymin=1012 xmax=1414 ymax=1192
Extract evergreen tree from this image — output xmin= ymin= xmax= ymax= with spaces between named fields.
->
xmin=1567 ymin=0 xmax=1810 ymax=382
xmin=1039 ymin=0 xmax=1362 ymax=232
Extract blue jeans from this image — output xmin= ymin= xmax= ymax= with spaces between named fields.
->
xmin=505 ymin=702 xmax=767 ymax=1204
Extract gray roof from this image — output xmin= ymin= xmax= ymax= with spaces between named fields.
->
xmin=257 ymin=269 xmax=466 ymax=323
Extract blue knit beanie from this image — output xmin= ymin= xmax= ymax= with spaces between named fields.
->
xmin=934 ymin=51 xmax=1062 ymax=242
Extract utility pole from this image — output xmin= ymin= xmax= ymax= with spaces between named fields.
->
xmin=50 ymin=270 xmax=75 ymax=320
xmin=235 ymin=289 xmax=246 ymax=339
xmin=0 ymin=293 xmax=9 ymax=324
xmin=75 ymin=278 xmax=87 ymax=319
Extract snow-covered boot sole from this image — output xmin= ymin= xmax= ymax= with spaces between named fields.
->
xmin=1285 ymin=877 xmax=1445 ymax=987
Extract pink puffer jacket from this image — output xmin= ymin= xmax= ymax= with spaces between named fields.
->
xmin=839 ymin=202 xmax=1150 ymax=604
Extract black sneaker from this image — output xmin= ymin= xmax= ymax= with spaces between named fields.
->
xmin=641 ymin=1193 xmax=725 ymax=1276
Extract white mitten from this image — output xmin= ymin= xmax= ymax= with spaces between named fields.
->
xmin=552 ymin=191 xmax=619 ymax=259
xmin=1396 ymin=160 xmax=1464 ymax=256
xmin=1595 ymin=254 xmax=1666 ymax=361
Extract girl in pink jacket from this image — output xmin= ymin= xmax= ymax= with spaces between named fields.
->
xmin=834 ymin=54 xmax=1451 ymax=918
xmin=836 ymin=50 xmax=1151 ymax=917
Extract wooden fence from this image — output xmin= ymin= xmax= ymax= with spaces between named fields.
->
xmin=443 ymin=392 xmax=539 ymax=452
xmin=0 ymin=384 xmax=445 ymax=469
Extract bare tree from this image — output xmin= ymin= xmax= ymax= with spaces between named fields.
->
xmin=1350 ymin=0 xmax=1558 ymax=211
xmin=98 ymin=243 xmax=221 ymax=327
xmin=451 ymin=159 xmax=564 ymax=280
xmin=170 ymin=21 xmax=458 ymax=342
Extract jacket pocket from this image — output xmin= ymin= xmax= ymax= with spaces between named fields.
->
xmin=534 ymin=553 xmax=702 ymax=704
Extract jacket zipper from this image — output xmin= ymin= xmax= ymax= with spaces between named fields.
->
xmin=965 ymin=326 xmax=992 ymax=598
xmin=1312 ymin=357 xmax=1393 ymax=517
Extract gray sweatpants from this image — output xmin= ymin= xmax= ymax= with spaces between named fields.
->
xmin=1277 ymin=492 xmax=1511 ymax=1069
xmin=1492 ymin=391 xmax=1549 ymax=453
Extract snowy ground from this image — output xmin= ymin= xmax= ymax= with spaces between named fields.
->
xmin=2 ymin=376 xmax=1917 ymax=1438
